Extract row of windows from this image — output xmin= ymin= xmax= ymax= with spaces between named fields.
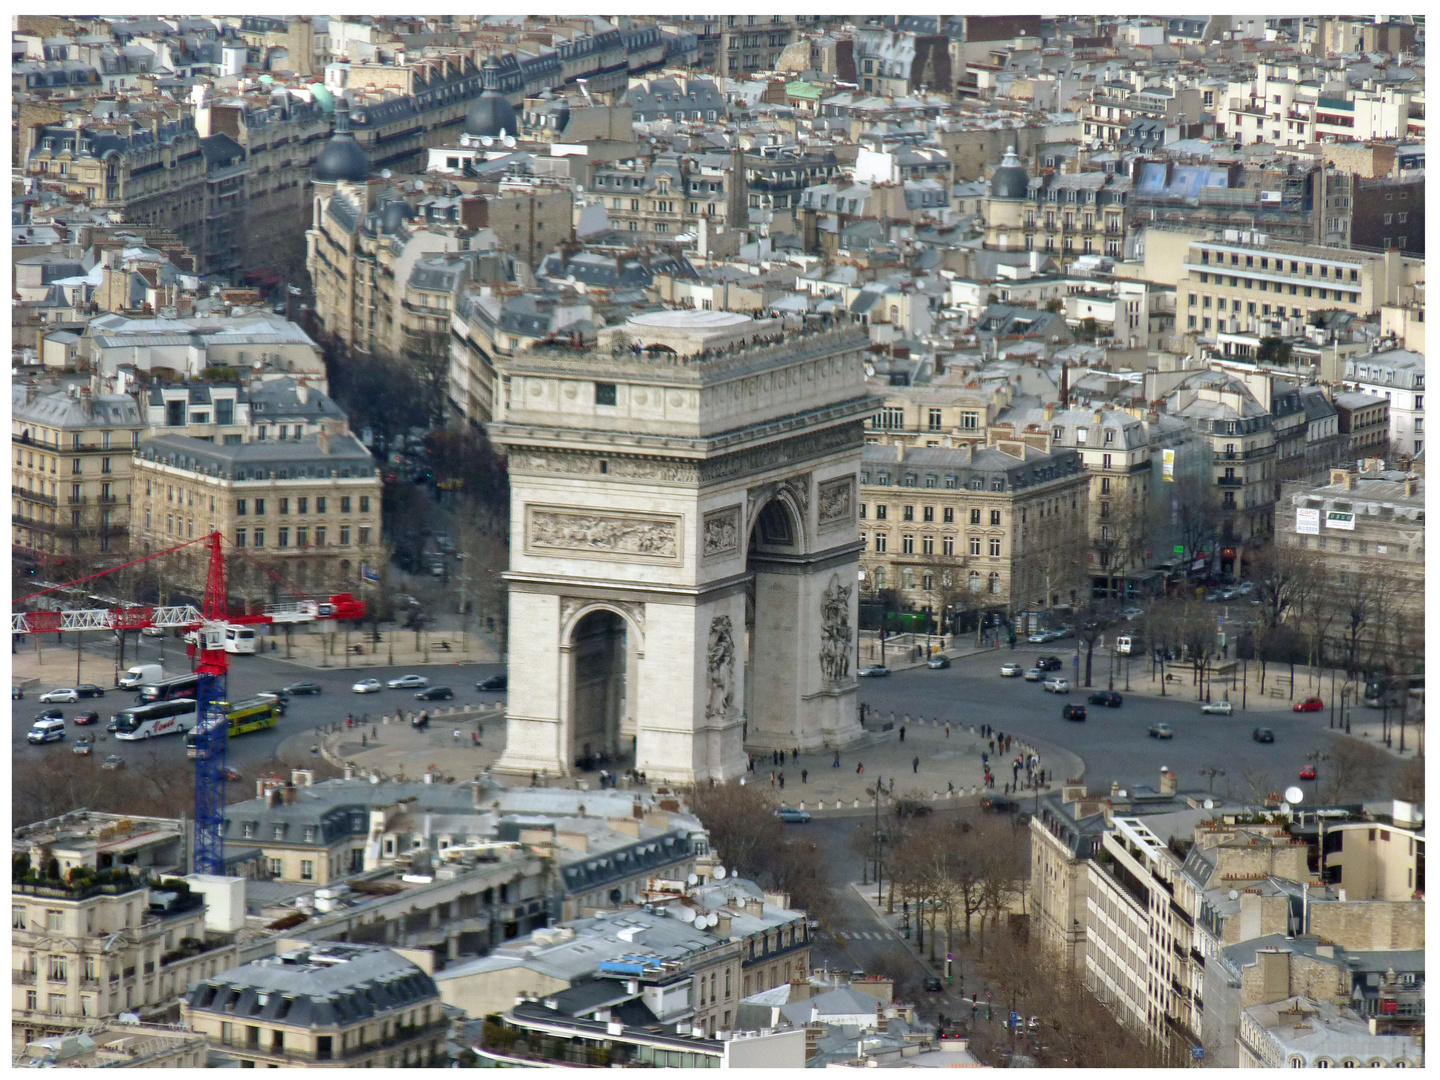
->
xmin=232 ymin=526 xmax=369 ymax=549
xmin=19 ymin=450 xmax=115 ymax=475
xmin=1199 ymin=249 xmax=1360 ymax=279
xmin=1193 ymin=272 xmax=1359 ymax=304
xmin=866 ymin=566 xmax=1003 ymax=594
xmin=863 ymin=533 xmax=1004 ymax=557
xmin=870 ymin=409 xmax=983 ymax=432
xmin=235 ymin=495 xmax=368 ymax=516
xmin=863 ymin=505 xmax=1002 ymax=525
xmin=864 ymin=472 xmax=1009 ymax=491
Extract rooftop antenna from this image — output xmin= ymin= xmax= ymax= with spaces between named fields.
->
xmin=576 ymin=78 xmax=594 ymax=108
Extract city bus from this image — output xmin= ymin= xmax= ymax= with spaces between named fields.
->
xmin=112 ymin=698 xmax=198 ymax=741
xmin=1364 ymin=674 xmax=1424 ymax=708
xmin=184 ymin=695 xmax=281 ymax=758
xmin=138 ymin=672 xmax=200 ymax=704
xmin=224 ymin=626 xmax=258 ymax=654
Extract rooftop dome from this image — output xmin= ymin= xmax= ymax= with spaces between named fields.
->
xmin=465 ymin=57 xmax=517 ymax=139
xmin=313 ymin=100 xmax=368 ymax=184
xmin=989 ymin=146 xmax=1029 ymax=200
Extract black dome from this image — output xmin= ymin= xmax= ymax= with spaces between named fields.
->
xmin=314 ymin=101 xmax=368 ymax=184
xmin=989 ymin=146 xmax=1029 ymax=200
xmin=465 ymin=57 xmax=517 ymax=138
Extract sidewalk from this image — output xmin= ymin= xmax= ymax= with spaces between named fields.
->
xmin=248 ymin=624 xmax=503 ymax=670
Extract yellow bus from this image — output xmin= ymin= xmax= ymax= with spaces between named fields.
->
xmin=184 ymin=695 xmax=280 ymax=757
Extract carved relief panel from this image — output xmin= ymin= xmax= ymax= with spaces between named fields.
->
xmin=526 ymin=506 xmax=682 ymax=563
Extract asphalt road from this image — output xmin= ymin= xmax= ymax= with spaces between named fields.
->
xmin=13 ymin=633 xmax=506 ymax=775
xmin=856 ymin=644 xmax=1399 ymax=804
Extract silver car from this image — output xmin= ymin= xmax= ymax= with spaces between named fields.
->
xmin=1042 ymin=677 xmax=1071 ymax=694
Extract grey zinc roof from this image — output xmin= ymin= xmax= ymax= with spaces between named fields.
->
xmin=186 ymin=944 xmax=436 ymax=1029
xmin=12 ymin=386 xmax=143 ymax=430
xmin=777 ymin=985 xmax=884 ymax=1026
xmin=136 ymin=432 xmax=375 ymax=482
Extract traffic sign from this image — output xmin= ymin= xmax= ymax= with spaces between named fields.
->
xmin=1192 ymin=1046 xmax=1205 ymax=1060
xmin=1173 ymin=545 xmax=1184 ymax=554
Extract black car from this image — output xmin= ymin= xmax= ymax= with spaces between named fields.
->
xmin=415 ymin=686 xmax=455 ymax=701
xmin=283 ymin=681 xmax=323 ymax=696
xmin=923 ymin=977 xmax=944 ymax=992
xmin=477 ymin=674 xmax=508 ymax=691
xmin=1252 ymin=727 xmax=1276 ymax=743
xmin=1088 ymin=691 xmax=1123 ymax=707
xmin=11 ymin=686 xmax=23 ymax=700
xmin=982 ymin=796 xmax=1019 ymax=814
xmin=894 ymin=799 xmax=933 ymax=818
xmin=1062 ymin=703 xmax=1087 ymax=722
xmin=1035 ymin=656 xmax=1064 ymax=672
xmin=74 ymin=684 xmax=105 ymax=698
xmin=35 ymin=708 xmax=64 ymax=722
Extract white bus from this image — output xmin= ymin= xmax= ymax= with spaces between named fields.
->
xmin=112 ymin=698 xmax=198 ymax=741
xmin=224 ymin=626 xmax=258 ymax=654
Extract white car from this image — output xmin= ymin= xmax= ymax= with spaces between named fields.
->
xmin=1023 ymin=668 xmax=1043 ymax=682
xmin=1042 ymin=678 xmax=1071 ymax=694
xmin=1027 ymin=631 xmax=1052 ymax=644
xmin=1120 ymin=606 xmax=1144 ymax=621
xmin=1200 ymin=700 xmax=1234 ymax=715
xmin=387 ymin=674 xmax=429 ymax=689
xmin=141 ymin=626 xmax=166 ymax=637
xmin=351 ymin=679 xmax=382 ymax=694
xmin=1000 ymin=663 xmax=1024 ymax=677
xmin=39 ymin=688 xmax=80 ymax=704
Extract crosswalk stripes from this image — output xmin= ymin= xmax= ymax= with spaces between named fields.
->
xmin=843 ymin=930 xmax=899 ymax=940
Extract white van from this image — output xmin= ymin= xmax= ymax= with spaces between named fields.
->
xmin=27 ymin=718 xmax=67 ymax=744
xmin=1114 ymin=635 xmax=1142 ymax=656
xmin=119 ymin=663 xmax=164 ymax=690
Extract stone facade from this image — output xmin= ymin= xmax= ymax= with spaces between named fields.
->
xmin=489 ymin=318 xmax=876 ymax=784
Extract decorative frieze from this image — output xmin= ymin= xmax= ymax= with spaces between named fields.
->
xmin=526 ymin=506 xmax=681 ymax=563
xmin=511 ymin=452 xmax=699 ymax=484
xmin=702 ymin=506 xmax=742 ymax=559
xmin=817 ymin=476 xmax=855 ymax=529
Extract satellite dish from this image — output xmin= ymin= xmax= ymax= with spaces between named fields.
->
xmin=1203 ymin=798 xmax=1214 ymax=809
xmin=714 ymin=865 xmax=727 ymax=879
xmin=680 ymin=908 xmax=697 ymax=924
xmin=1285 ymin=786 xmax=1304 ymax=805
xmin=1279 ymin=802 xmax=1291 ymax=814
xmin=1229 ymin=890 xmax=1240 ymax=901
xmin=706 ymin=913 xmax=719 ymax=928
xmin=687 ymin=873 xmax=699 ymax=885
xmin=380 ymin=168 xmax=392 ymax=179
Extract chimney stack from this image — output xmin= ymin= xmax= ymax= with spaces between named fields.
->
xmin=282 ymin=783 xmax=298 ymax=805
xmin=896 ymin=440 xmax=905 ymax=462
xmin=1404 ymin=475 xmax=1418 ymax=497
xmin=1159 ymin=767 xmax=1177 ymax=795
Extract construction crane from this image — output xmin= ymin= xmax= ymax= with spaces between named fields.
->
xmin=12 ymin=531 xmax=365 ymax=874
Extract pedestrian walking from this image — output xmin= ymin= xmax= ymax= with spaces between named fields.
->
xmin=947 ymin=781 xmax=954 ymax=795
xmin=856 ymin=762 xmax=864 ymax=774
xmin=988 ymin=739 xmax=996 ymax=754
xmin=453 ymin=728 xmax=461 ymax=742
xmin=471 ymin=731 xmax=478 ymax=746
xmin=792 ymin=747 xmax=798 ymax=762
xmin=888 ymin=777 xmax=895 ymax=794
xmin=1004 ymin=782 xmax=1009 ymax=794
xmin=912 ymin=755 xmax=919 ymax=774
xmin=778 ymin=771 xmax=785 ymax=790
xmin=372 ymin=725 xmax=378 ymax=738
xmin=945 ymin=724 xmax=950 ymax=738
xmin=833 ymin=751 xmax=841 ymax=768
xmin=801 ymin=769 xmax=808 ymax=784
xmin=769 ymin=772 xmax=776 ymax=787
xmin=899 ymin=725 xmax=906 ymax=743
xmin=361 ymin=733 xmax=367 ymax=747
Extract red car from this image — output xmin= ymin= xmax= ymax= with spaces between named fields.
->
xmin=72 ymin=711 xmax=100 ymax=726
xmin=1299 ymin=765 xmax=1317 ymax=780
xmin=1293 ymin=697 xmax=1324 ymax=712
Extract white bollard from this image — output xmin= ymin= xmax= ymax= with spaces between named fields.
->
xmin=853 ymin=798 xmax=860 ymax=809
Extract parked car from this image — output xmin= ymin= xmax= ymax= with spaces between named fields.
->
xmin=775 ymin=806 xmax=811 ymax=823
xmin=1114 ymin=635 xmax=1142 ymax=656
xmin=982 ymin=796 xmax=1019 ymax=814
xmin=102 ymin=754 xmax=125 ymax=771
xmin=1088 ymin=691 xmax=1123 ymax=708
xmin=72 ymin=711 xmax=100 ymax=726
xmin=894 ymin=799 xmax=933 ymax=818
xmin=1120 ymin=606 xmax=1144 ymax=621
xmin=1042 ymin=677 xmax=1071 ymax=694
xmin=923 ymin=977 xmax=945 ymax=992
xmin=1062 ymin=703 xmax=1087 ymax=722
xmin=351 ymin=679 xmax=382 ymax=694
xmin=415 ymin=686 xmax=455 ymax=701
xmin=858 ymin=665 xmax=890 ymax=678
xmin=1148 ymin=723 xmax=1175 ymax=739
xmin=1252 ymin=727 xmax=1275 ymax=744
xmin=1023 ymin=668 xmax=1043 ymax=682
xmin=1299 ymin=765 xmax=1317 ymax=780
xmin=1050 ymin=626 xmax=1074 ymax=640
xmin=926 ymin=655 xmax=951 ymax=670
xmin=477 ymin=674 xmax=508 ymax=691
xmin=1035 ymin=656 xmax=1064 ymax=672
xmin=35 ymin=708 xmax=64 ymax=722
xmin=1293 ymin=696 xmax=1324 ymax=712
xmin=387 ymin=674 xmax=429 ymax=689
xmin=1201 ymin=700 xmax=1234 ymax=715
xmin=1027 ymin=631 xmax=1052 ymax=644
xmin=1000 ymin=662 xmax=1024 ymax=677
xmin=11 ymin=686 xmax=23 ymax=700
xmin=40 ymin=687 xmax=80 ymax=704
xmin=283 ymin=681 xmax=323 ymax=696
xmin=74 ymin=684 xmax=105 ymax=698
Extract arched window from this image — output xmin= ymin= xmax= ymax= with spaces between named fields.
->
xmin=988 ymin=572 xmax=1001 ymax=595
xmin=968 ymin=571 xmax=982 ymax=593
xmin=873 ymin=567 xmax=886 ymax=589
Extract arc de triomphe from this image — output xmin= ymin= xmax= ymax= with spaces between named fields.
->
xmin=487 ymin=312 xmax=875 ymax=784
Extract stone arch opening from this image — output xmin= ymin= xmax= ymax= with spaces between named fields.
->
xmin=566 ymin=607 xmax=636 ymax=773
xmin=743 ymin=497 xmax=803 ymax=750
